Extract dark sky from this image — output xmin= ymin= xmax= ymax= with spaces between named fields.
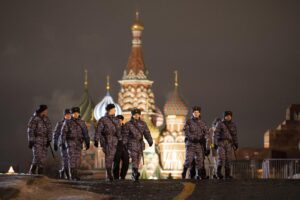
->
xmin=0 ymin=0 xmax=299 ymax=167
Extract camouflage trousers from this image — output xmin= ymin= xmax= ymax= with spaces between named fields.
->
xmin=129 ymin=150 xmax=143 ymax=169
xmin=217 ymin=140 xmax=234 ymax=169
xmin=32 ymin=142 xmax=48 ymax=168
xmin=102 ymin=138 xmax=118 ymax=169
xmin=67 ymin=140 xmax=82 ymax=169
xmin=60 ymin=146 xmax=69 ymax=169
xmin=184 ymin=143 xmax=204 ymax=170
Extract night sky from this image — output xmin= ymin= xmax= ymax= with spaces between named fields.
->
xmin=0 ymin=0 xmax=299 ymax=168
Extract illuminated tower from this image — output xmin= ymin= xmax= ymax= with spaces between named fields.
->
xmin=118 ymin=12 xmax=163 ymax=178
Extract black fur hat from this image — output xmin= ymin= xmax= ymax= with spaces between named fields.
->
xmin=223 ymin=111 xmax=233 ymax=117
xmin=36 ymin=104 xmax=48 ymax=114
xmin=131 ymin=108 xmax=141 ymax=115
xmin=105 ymin=104 xmax=115 ymax=112
xmin=64 ymin=109 xmax=71 ymax=115
xmin=71 ymin=107 xmax=80 ymax=114
xmin=116 ymin=115 xmax=124 ymax=120
xmin=192 ymin=106 xmax=201 ymax=112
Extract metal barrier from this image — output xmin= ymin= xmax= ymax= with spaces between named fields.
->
xmin=231 ymin=160 xmax=262 ymax=179
xmin=262 ymin=159 xmax=300 ymax=179
xmin=204 ymin=159 xmax=263 ymax=179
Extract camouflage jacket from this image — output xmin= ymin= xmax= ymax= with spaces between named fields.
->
xmin=53 ymin=120 xmax=64 ymax=146
xmin=27 ymin=113 xmax=52 ymax=143
xmin=61 ymin=117 xmax=90 ymax=146
xmin=214 ymin=120 xmax=238 ymax=145
xmin=123 ymin=118 xmax=153 ymax=152
xmin=184 ymin=117 xmax=209 ymax=146
xmin=94 ymin=114 xmax=121 ymax=147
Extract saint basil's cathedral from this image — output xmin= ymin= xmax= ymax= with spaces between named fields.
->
xmin=78 ymin=12 xmax=188 ymax=179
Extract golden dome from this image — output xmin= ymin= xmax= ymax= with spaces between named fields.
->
xmin=131 ymin=11 xmax=144 ymax=31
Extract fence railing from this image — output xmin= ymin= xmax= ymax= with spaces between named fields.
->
xmin=205 ymin=159 xmax=300 ymax=179
xmin=262 ymin=159 xmax=300 ymax=179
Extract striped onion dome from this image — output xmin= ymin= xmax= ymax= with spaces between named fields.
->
xmin=93 ymin=76 xmax=122 ymax=121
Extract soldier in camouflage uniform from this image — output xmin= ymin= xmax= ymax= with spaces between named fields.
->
xmin=182 ymin=106 xmax=209 ymax=180
xmin=61 ymin=107 xmax=90 ymax=181
xmin=27 ymin=104 xmax=52 ymax=175
xmin=210 ymin=118 xmax=221 ymax=179
xmin=53 ymin=109 xmax=71 ymax=179
xmin=94 ymin=104 xmax=122 ymax=181
xmin=214 ymin=111 xmax=238 ymax=179
xmin=123 ymin=108 xmax=153 ymax=182
xmin=113 ymin=115 xmax=130 ymax=180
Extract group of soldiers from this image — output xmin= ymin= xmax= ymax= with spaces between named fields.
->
xmin=182 ymin=106 xmax=238 ymax=180
xmin=27 ymin=104 xmax=153 ymax=182
xmin=27 ymin=104 xmax=237 ymax=181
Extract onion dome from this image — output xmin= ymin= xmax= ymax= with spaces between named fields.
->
xmin=79 ymin=70 xmax=95 ymax=123
xmin=163 ymin=71 xmax=188 ymax=116
xmin=94 ymin=76 xmax=122 ymax=121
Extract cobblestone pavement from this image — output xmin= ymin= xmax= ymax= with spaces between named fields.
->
xmin=1 ymin=175 xmax=300 ymax=200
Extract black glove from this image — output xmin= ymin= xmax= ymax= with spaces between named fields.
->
xmin=94 ymin=141 xmax=99 ymax=148
xmin=233 ymin=143 xmax=238 ymax=151
xmin=46 ymin=141 xmax=51 ymax=148
xmin=205 ymin=149 xmax=210 ymax=156
xmin=28 ymin=141 xmax=35 ymax=149
xmin=123 ymin=145 xmax=128 ymax=152
xmin=86 ymin=142 xmax=90 ymax=150
xmin=214 ymin=144 xmax=218 ymax=150
xmin=61 ymin=143 xmax=67 ymax=150
xmin=54 ymin=143 xmax=58 ymax=151
xmin=149 ymin=141 xmax=153 ymax=147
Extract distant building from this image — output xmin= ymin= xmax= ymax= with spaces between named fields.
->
xmin=263 ymin=104 xmax=300 ymax=158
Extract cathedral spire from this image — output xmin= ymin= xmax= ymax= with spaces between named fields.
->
xmin=174 ymin=70 xmax=179 ymax=88
xmin=124 ymin=11 xmax=146 ymax=79
xmin=106 ymin=75 xmax=110 ymax=92
xmin=84 ymin=69 xmax=88 ymax=89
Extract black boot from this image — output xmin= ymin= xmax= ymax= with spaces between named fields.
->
xmin=106 ymin=168 xmax=113 ymax=182
xmin=196 ymin=169 xmax=202 ymax=180
xmin=190 ymin=167 xmax=196 ymax=179
xmin=70 ymin=168 xmax=80 ymax=181
xmin=201 ymin=168 xmax=209 ymax=180
xmin=225 ymin=167 xmax=233 ymax=179
xmin=29 ymin=164 xmax=37 ymax=175
xmin=182 ymin=167 xmax=188 ymax=179
xmin=64 ymin=167 xmax=70 ymax=180
xmin=37 ymin=167 xmax=43 ymax=175
xmin=132 ymin=168 xmax=140 ymax=182
xmin=59 ymin=168 xmax=65 ymax=179
xmin=217 ymin=166 xmax=224 ymax=179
